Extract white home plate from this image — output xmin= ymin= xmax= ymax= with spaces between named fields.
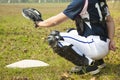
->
xmin=6 ymin=59 xmax=49 ymax=68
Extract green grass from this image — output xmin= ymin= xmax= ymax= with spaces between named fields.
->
xmin=0 ymin=2 xmax=120 ymax=80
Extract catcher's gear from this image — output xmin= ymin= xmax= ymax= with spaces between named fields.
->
xmin=22 ymin=8 xmax=43 ymax=27
xmin=47 ymin=30 xmax=93 ymax=66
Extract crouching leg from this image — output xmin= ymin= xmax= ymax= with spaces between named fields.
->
xmin=47 ymin=30 xmax=93 ymax=66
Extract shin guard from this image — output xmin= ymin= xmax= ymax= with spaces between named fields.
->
xmin=55 ymin=44 xmax=90 ymax=66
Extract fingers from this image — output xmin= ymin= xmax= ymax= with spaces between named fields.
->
xmin=109 ymin=45 xmax=116 ymax=51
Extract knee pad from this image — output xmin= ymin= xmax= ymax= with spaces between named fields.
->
xmin=47 ymin=30 xmax=63 ymax=48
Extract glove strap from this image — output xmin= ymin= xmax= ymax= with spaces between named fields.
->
xmin=34 ymin=21 xmax=39 ymax=28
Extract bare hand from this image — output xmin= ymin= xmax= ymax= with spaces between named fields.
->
xmin=109 ymin=40 xmax=116 ymax=51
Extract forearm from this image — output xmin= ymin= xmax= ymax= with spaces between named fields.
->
xmin=106 ymin=15 xmax=116 ymax=51
xmin=37 ymin=16 xmax=59 ymax=27
xmin=36 ymin=12 xmax=68 ymax=28
xmin=106 ymin=16 xmax=115 ymax=40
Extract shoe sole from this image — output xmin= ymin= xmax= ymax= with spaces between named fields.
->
xmin=89 ymin=69 xmax=100 ymax=75
xmin=98 ymin=63 xmax=106 ymax=69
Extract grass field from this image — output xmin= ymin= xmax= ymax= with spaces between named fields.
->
xmin=0 ymin=2 xmax=120 ymax=80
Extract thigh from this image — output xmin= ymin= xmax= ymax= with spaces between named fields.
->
xmin=60 ymin=30 xmax=93 ymax=45
xmin=88 ymin=36 xmax=110 ymax=60
xmin=94 ymin=38 xmax=110 ymax=60
xmin=59 ymin=30 xmax=94 ymax=56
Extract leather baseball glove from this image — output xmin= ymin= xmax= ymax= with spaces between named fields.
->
xmin=22 ymin=8 xmax=43 ymax=28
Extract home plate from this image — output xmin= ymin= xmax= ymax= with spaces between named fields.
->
xmin=6 ymin=59 xmax=49 ymax=68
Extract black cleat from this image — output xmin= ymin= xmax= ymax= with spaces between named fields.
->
xmin=77 ymin=65 xmax=100 ymax=75
xmin=70 ymin=65 xmax=100 ymax=75
xmin=94 ymin=59 xmax=106 ymax=69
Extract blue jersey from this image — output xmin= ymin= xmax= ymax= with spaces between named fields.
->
xmin=63 ymin=0 xmax=109 ymax=38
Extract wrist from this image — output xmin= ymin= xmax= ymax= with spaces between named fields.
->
xmin=34 ymin=21 xmax=40 ymax=28
xmin=108 ymin=36 xmax=114 ymax=41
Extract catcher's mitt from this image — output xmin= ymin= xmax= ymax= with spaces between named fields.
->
xmin=22 ymin=8 xmax=43 ymax=21
xmin=22 ymin=8 xmax=43 ymax=22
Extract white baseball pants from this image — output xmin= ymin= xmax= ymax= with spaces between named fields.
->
xmin=58 ymin=30 xmax=110 ymax=60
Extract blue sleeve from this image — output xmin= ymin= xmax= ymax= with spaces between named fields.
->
xmin=63 ymin=0 xmax=85 ymax=20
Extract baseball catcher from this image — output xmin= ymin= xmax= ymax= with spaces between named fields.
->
xmin=22 ymin=0 xmax=116 ymax=75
